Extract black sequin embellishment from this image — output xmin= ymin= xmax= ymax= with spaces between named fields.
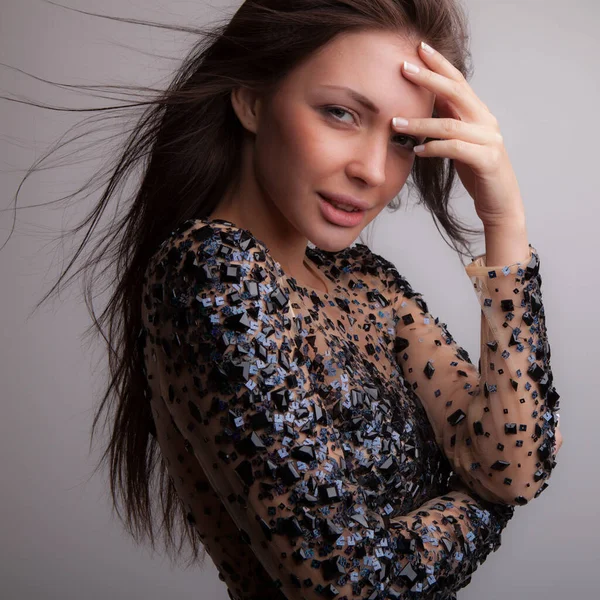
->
xmin=140 ymin=218 xmax=559 ymax=599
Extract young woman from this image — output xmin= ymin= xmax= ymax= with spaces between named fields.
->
xmin=13 ymin=1 xmax=562 ymax=599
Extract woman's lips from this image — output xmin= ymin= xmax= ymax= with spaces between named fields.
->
xmin=318 ymin=191 xmax=370 ymax=212
xmin=318 ymin=193 xmax=366 ymax=227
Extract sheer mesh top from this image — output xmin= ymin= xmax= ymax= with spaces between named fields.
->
xmin=140 ymin=218 xmax=560 ymax=600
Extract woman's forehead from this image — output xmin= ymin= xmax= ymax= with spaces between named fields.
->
xmin=285 ymin=31 xmax=435 ymax=116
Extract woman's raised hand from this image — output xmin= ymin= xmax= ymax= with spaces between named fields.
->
xmin=394 ymin=41 xmax=526 ymax=230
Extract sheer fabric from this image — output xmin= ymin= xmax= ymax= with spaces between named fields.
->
xmin=140 ymin=218 xmax=559 ymax=599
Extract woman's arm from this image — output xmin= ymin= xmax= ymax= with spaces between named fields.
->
xmin=154 ymin=387 xmax=513 ymax=600
xmin=140 ymin=221 xmax=517 ymax=599
xmin=387 ymin=243 xmax=559 ymax=506
xmin=152 ymin=389 xmax=286 ymax=599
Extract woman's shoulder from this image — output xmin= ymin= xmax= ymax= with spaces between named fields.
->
xmin=141 ymin=218 xmax=282 ymax=318
xmin=149 ymin=217 xmax=257 ymax=254
xmin=145 ymin=217 xmax=272 ymax=276
xmin=145 ymin=217 xmax=408 ymax=296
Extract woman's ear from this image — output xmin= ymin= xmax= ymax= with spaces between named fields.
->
xmin=230 ymin=86 xmax=263 ymax=134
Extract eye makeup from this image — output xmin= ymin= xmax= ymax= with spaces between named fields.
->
xmin=321 ymin=105 xmax=421 ymax=150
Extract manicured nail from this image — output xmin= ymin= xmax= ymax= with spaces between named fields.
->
xmin=420 ymin=41 xmax=434 ymax=55
xmin=403 ymin=61 xmax=420 ymax=74
xmin=392 ymin=117 xmax=409 ymax=128
xmin=413 ymin=145 xmax=425 ymax=153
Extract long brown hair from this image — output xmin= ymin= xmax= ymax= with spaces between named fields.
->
xmin=3 ymin=0 xmax=482 ymax=569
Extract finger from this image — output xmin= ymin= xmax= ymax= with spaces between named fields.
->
xmin=403 ymin=45 xmax=493 ymax=124
xmin=418 ymin=42 xmax=493 ymax=117
xmin=419 ymin=41 xmax=466 ymax=84
xmin=412 ymin=138 xmax=503 ymax=173
xmin=402 ymin=60 xmax=490 ymax=124
xmin=392 ymin=117 xmax=502 ymax=146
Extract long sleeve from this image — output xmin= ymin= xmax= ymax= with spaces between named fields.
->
xmin=149 ymin=383 xmax=288 ymax=600
xmin=141 ymin=223 xmax=516 ymax=600
xmin=387 ymin=244 xmax=560 ymax=506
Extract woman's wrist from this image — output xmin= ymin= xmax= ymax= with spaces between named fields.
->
xmin=483 ymin=216 xmax=530 ymax=266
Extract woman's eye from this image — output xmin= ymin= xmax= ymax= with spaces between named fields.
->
xmin=323 ymin=106 xmax=418 ymax=150
xmin=392 ymin=134 xmax=419 ymax=151
xmin=324 ymin=106 xmax=355 ymax=124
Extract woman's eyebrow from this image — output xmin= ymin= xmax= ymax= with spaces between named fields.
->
xmin=317 ymin=85 xmax=380 ymax=114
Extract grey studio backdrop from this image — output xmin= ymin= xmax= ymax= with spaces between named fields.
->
xmin=1 ymin=1 xmax=598 ymax=598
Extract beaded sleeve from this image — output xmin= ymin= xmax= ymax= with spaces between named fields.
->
xmin=387 ymin=246 xmax=560 ymax=506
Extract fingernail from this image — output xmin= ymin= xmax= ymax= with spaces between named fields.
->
xmin=413 ymin=145 xmax=425 ymax=153
xmin=403 ymin=61 xmax=420 ymax=74
xmin=421 ymin=41 xmax=434 ymax=55
xmin=392 ymin=117 xmax=409 ymax=128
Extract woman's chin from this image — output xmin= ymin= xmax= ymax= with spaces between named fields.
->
xmin=305 ymin=226 xmax=361 ymax=253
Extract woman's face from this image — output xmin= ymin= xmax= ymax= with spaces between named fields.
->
xmin=242 ymin=29 xmax=436 ymax=253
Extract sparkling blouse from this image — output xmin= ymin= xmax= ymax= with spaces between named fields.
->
xmin=140 ymin=217 xmax=560 ymax=600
